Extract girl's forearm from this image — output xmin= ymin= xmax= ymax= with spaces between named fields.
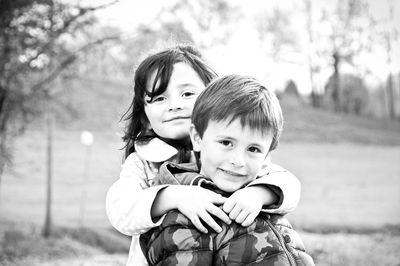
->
xmin=150 ymin=185 xmax=179 ymax=220
xmin=247 ymin=185 xmax=279 ymax=206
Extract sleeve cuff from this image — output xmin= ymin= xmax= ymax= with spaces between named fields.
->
xmin=132 ymin=185 xmax=170 ymax=235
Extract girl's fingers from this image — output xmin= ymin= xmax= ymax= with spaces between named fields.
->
xmin=222 ymin=198 xmax=235 ymax=214
xmin=241 ymin=212 xmax=258 ymax=227
xmin=228 ymin=205 xmax=241 ymax=220
xmin=211 ymin=194 xmax=227 ymax=205
xmin=234 ymin=210 xmax=249 ymax=225
xmin=199 ymin=211 xmax=222 ymax=233
xmin=207 ymin=204 xmax=231 ymax=225
xmin=190 ymin=215 xmax=208 ymax=234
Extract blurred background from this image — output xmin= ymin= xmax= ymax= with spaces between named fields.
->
xmin=0 ymin=0 xmax=399 ymax=265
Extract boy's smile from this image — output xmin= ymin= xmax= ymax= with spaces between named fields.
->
xmin=191 ymin=119 xmax=273 ymax=192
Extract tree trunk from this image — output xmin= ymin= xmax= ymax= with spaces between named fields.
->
xmin=0 ymin=120 xmax=9 ymax=202
xmin=387 ymin=74 xmax=395 ymax=119
xmin=42 ymin=113 xmax=53 ymax=238
xmin=332 ymin=52 xmax=341 ymax=112
xmin=305 ymin=0 xmax=320 ymax=108
xmin=0 ymin=160 xmax=4 ymax=203
xmin=385 ymin=0 xmax=397 ymax=120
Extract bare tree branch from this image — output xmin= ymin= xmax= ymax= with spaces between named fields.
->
xmin=30 ymin=35 xmax=121 ymax=93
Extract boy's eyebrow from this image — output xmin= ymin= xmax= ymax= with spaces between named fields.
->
xmin=215 ymin=135 xmax=236 ymax=140
xmin=216 ymin=135 xmax=267 ymax=147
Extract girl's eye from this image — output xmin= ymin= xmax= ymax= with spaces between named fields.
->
xmin=147 ymin=96 xmax=166 ymax=103
xmin=182 ymin=91 xmax=196 ymax=98
xmin=219 ymin=140 xmax=232 ymax=147
xmin=248 ymin=146 xmax=261 ymax=153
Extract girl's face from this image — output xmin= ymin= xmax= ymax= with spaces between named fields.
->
xmin=144 ymin=62 xmax=206 ymax=140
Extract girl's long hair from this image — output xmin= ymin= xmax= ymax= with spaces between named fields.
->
xmin=122 ymin=44 xmax=217 ymax=159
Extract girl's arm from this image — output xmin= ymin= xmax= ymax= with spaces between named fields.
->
xmin=247 ymin=162 xmax=301 ymax=214
xmin=106 ymin=153 xmax=231 ymax=236
xmin=106 ymin=153 xmax=168 ymax=236
xmin=222 ymin=161 xmax=301 ymax=227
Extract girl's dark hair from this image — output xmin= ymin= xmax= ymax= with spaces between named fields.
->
xmin=122 ymin=44 xmax=217 ymax=158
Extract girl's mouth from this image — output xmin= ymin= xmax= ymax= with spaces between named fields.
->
xmin=164 ymin=116 xmax=191 ymax=122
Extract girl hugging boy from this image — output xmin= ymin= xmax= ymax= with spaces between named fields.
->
xmin=106 ymin=44 xmax=310 ymax=266
xmin=140 ymin=74 xmax=314 ymax=265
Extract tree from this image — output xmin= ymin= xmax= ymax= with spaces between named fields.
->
xmin=0 ymin=0 xmax=118 ymax=236
xmin=0 ymin=0 xmax=117 ymax=176
xmin=304 ymin=0 xmax=322 ymax=107
xmin=324 ymin=73 xmax=369 ymax=114
xmin=317 ymin=0 xmax=374 ymax=113
xmin=256 ymin=6 xmax=300 ymax=63
xmin=163 ymin=0 xmax=239 ymax=49
xmin=380 ymin=0 xmax=399 ymax=119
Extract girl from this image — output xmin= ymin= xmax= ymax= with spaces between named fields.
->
xmin=106 ymin=44 xmax=301 ymax=266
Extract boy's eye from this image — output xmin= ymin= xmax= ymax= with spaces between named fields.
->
xmin=219 ymin=140 xmax=232 ymax=147
xmin=248 ymin=146 xmax=261 ymax=153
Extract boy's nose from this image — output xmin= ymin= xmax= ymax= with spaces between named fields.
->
xmin=229 ymin=152 xmax=245 ymax=167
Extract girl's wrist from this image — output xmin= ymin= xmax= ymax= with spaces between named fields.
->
xmin=247 ymin=185 xmax=278 ymax=206
xmin=162 ymin=185 xmax=179 ymax=209
xmin=151 ymin=185 xmax=177 ymax=219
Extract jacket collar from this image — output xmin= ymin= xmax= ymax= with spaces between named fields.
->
xmin=135 ymin=138 xmax=178 ymax=163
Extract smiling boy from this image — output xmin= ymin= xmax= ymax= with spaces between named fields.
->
xmin=140 ymin=75 xmax=314 ymax=265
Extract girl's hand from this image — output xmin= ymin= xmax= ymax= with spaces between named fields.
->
xmin=170 ymin=186 xmax=231 ymax=234
xmin=223 ymin=186 xmax=273 ymax=227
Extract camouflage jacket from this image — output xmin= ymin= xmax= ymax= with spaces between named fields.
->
xmin=140 ymin=162 xmax=315 ymax=266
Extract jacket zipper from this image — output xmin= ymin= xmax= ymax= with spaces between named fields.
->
xmin=266 ymin=219 xmax=297 ymax=266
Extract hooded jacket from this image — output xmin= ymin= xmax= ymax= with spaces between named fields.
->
xmin=140 ymin=162 xmax=314 ymax=266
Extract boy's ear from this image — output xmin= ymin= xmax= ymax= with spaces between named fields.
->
xmin=189 ymin=124 xmax=202 ymax=152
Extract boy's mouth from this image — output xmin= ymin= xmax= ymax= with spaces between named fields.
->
xmin=219 ymin=168 xmax=246 ymax=177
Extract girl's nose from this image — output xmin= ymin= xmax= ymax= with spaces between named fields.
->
xmin=168 ymin=96 xmax=183 ymax=111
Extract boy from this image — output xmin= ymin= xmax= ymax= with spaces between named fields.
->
xmin=140 ymin=75 xmax=314 ymax=265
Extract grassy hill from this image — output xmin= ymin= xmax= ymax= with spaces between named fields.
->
xmin=2 ymin=77 xmax=399 ymax=266
xmin=55 ymin=77 xmax=400 ymax=146
xmin=280 ymin=96 xmax=400 ymax=146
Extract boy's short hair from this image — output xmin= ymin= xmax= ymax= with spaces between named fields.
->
xmin=192 ymin=74 xmax=283 ymax=151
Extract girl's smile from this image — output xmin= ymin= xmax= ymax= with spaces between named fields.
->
xmin=144 ymin=62 xmax=205 ymax=140
xmin=163 ymin=115 xmax=191 ymax=123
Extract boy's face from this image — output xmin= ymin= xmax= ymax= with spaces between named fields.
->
xmin=191 ymin=119 xmax=273 ymax=192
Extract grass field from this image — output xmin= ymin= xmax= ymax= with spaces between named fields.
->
xmin=273 ymin=142 xmax=400 ymax=230
xmin=1 ymin=130 xmax=399 ymax=230
xmin=1 ymin=77 xmax=400 ymax=265
xmin=1 ymin=129 xmax=400 ymax=265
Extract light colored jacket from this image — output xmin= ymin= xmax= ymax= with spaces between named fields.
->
xmin=105 ymin=138 xmax=301 ymax=266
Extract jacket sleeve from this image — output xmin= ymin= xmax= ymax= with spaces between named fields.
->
xmin=246 ymin=159 xmax=301 ymax=215
xmin=105 ymin=153 xmax=168 ymax=236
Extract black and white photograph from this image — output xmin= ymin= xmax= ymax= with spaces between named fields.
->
xmin=0 ymin=0 xmax=399 ymax=265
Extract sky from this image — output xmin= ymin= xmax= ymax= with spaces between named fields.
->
xmin=93 ymin=0 xmax=400 ymax=94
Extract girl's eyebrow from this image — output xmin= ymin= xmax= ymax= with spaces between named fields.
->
xmin=178 ymin=82 xmax=202 ymax=88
